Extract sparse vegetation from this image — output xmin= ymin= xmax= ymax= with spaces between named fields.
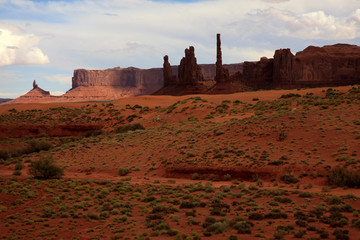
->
xmin=28 ymin=156 xmax=64 ymax=179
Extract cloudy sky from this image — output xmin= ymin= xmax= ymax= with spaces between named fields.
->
xmin=0 ymin=0 xmax=359 ymax=98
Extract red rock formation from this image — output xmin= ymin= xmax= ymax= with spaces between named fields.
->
xmin=237 ymin=44 xmax=360 ymax=89
xmin=72 ymin=67 xmax=162 ymax=91
xmin=7 ymin=82 xmax=54 ymax=104
xmin=178 ymin=46 xmax=204 ymax=85
xmin=214 ymin=34 xmax=229 ymax=83
xmin=163 ymin=55 xmax=177 ymax=86
xmin=33 ymin=80 xmax=38 ymax=89
xmin=240 ymin=57 xmax=273 ymax=89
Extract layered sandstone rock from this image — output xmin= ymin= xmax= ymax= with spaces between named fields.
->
xmin=155 ymin=46 xmax=208 ymax=95
xmin=163 ymin=55 xmax=177 ymax=86
xmin=207 ymin=34 xmax=241 ymax=94
xmin=71 ymin=67 xmax=163 ymax=94
xmin=238 ymin=44 xmax=360 ymax=89
xmin=178 ymin=46 xmax=204 ymax=85
xmin=7 ymin=83 xmax=56 ymax=104
xmin=214 ymin=34 xmax=229 ymax=84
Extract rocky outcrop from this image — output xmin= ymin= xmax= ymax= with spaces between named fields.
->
xmin=178 ymin=46 xmax=204 ymax=85
xmin=7 ymin=82 xmax=54 ymax=104
xmin=71 ymin=67 xmax=163 ymax=94
xmin=238 ymin=44 xmax=360 ymax=89
xmin=207 ymin=34 xmax=241 ymax=94
xmin=163 ymin=55 xmax=177 ymax=86
xmin=214 ymin=34 xmax=229 ymax=84
xmin=240 ymin=57 xmax=274 ymax=89
xmin=33 ymin=80 xmax=38 ymax=89
xmin=154 ymin=46 xmax=208 ymax=95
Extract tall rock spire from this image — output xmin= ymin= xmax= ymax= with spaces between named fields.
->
xmin=214 ymin=33 xmax=229 ymax=83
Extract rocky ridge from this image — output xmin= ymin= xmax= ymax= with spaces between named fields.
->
xmin=6 ymin=35 xmax=360 ymax=103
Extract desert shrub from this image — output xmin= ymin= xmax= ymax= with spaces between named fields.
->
xmin=332 ymin=229 xmax=349 ymax=240
xmin=191 ymin=172 xmax=199 ymax=180
xmin=180 ymin=200 xmax=197 ymax=209
xmin=26 ymin=139 xmax=52 ymax=153
xmin=223 ymin=174 xmax=231 ymax=181
xmin=278 ymin=130 xmax=287 ymax=141
xmin=326 ymin=195 xmax=342 ymax=205
xmin=268 ymin=160 xmax=285 ymax=165
xmin=264 ymin=209 xmax=288 ymax=219
xmin=118 ymin=167 xmax=130 ymax=176
xmin=215 ymin=103 xmax=229 ymax=113
xmin=202 ymin=216 xmax=216 ymax=228
xmin=233 ymin=221 xmax=253 ymax=234
xmin=352 ymin=219 xmax=360 ymax=229
xmin=15 ymin=162 xmax=23 ymax=170
xmin=0 ymin=150 xmax=10 ymax=160
xmin=281 ymin=93 xmax=301 ymax=99
xmin=294 ymin=229 xmax=306 ymax=238
xmin=85 ymin=129 xmax=103 ymax=137
xmin=248 ymin=212 xmax=264 ymax=220
xmin=115 ymin=123 xmax=145 ymax=133
xmin=28 ymin=156 xmax=64 ymax=179
xmin=274 ymin=196 xmax=292 ymax=203
xmin=327 ymin=167 xmax=360 ymax=188
xmin=87 ymin=212 xmax=100 ymax=220
xmin=13 ymin=170 xmax=21 ymax=176
xmin=294 ymin=211 xmax=308 ymax=220
xmin=298 ymin=191 xmax=312 ymax=198
xmin=206 ymin=221 xmax=230 ymax=234
xmin=280 ymin=173 xmax=299 ymax=184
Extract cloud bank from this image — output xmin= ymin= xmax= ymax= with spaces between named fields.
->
xmin=0 ymin=23 xmax=49 ymax=67
xmin=0 ymin=0 xmax=359 ymax=98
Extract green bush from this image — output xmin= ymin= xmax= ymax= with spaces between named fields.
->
xmin=118 ymin=167 xmax=130 ymax=176
xmin=115 ymin=123 xmax=145 ymax=133
xmin=280 ymin=173 xmax=299 ymax=184
xmin=28 ymin=156 xmax=64 ymax=179
xmin=26 ymin=140 xmax=52 ymax=153
xmin=281 ymin=93 xmax=301 ymax=99
xmin=328 ymin=167 xmax=360 ymax=188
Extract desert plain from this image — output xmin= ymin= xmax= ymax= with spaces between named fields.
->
xmin=1 ymin=86 xmax=360 ymax=240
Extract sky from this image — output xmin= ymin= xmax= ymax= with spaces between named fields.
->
xmin=0 ymin=0 xmax=359 ymax=98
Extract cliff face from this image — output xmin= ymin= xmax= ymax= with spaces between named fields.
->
xmin=289 ymin=44 xmax=360 ymax=87
xmin=239 ymin=44 xmax=360 ymax=90
xmin=72 ymin=67 xmax=163 ymax=94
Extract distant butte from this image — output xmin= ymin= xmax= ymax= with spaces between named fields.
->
xmin=5 ymin=34 xmax=360 ymax=104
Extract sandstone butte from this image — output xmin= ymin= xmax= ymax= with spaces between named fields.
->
xmin=6 ymin=35 xmax=360 ymax=104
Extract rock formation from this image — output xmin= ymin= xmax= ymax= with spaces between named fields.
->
xmin=207 ymin=34 xmax=241 ymax=94
xmin=238 ymin=44 xmax=360 ymax=89
xmin=163 ymin=55 xmax=177 ymax=86
xmin=154 ymin=46 xmax=208 ymax=95
xmin=5 ymin=34 xmax=360 ymax=104
xmin=33 ymin=80 xmax=38 ymax=89
xmin=8 ymin=82 xmax=53 ymax=104
xmin=178 ymin=46 xmax=204 ymax=85
xmin=214 ymin=34 xmax=229 ymax=83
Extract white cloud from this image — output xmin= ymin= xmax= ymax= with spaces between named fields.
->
xmin=42 ymin=73 xmax=72 ymax=85
xmin=50 ymin=91 xmax=65 ymax=96
xmin=0 ymin=0 xmax=359 ymax=73
xmin=251 ymin=8 xmax=358 ymax=40
xmin=0 ymin=92 xmax=25 ymax=98
xmin=0 ymin=22 xmax=49 ymax=66
xmin=263 ymin=0 xmax=289 ymax=3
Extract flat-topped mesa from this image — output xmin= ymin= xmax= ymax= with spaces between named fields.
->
xmin=239 ymin=43 xmax=360 ymax=89
xmin=178 ymin=46 xmax=204 ymax=85
xmin=71 ymin=67 xmax=163 ymax=95
xmin=163 ymin=55 xmax=177 ymax=86
xmin=214 ymin=33 xmax=229 ymax=83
